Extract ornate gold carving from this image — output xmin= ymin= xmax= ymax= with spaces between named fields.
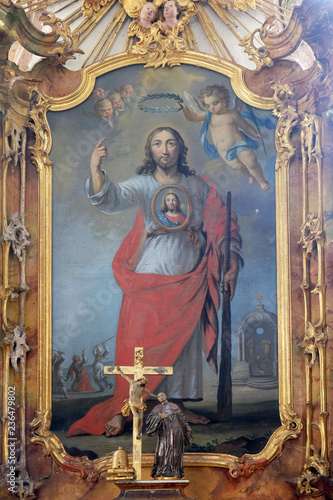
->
xmin=217 ymin=0 xmax=256 ymax=10
xmin=296 ymin=107 xmax=328 ymax=494
xmin=30 ymin=409 xmax=53 ymax=438
xmin=0 ymin=285 xmax=11 ymax=300
xmin=128 ymin=16 xmax=191 ymax=68
xmin=0 ymin=3 xmax=329 ymax=499
xmin=299 ymin=214 xmax=322 ymax=258
xmin=228 ymin=404 xmax=302 ymax=478
xmin=24 ymin=56 xmax=304 ymax=482
xmin=46 ymin=53 xmax=274 ymax=113
xmin=0 ymin=1 xmax=58 ymax=63
xmin=266 ymin=80 xmax=304 ymax=487
xmin=5 ymin=0 xmax=300 ymax=69
xmin=0 ymin=27 xmax=307 ymax=487
xmin=279 ymin=404 xmax=303 ymax=434
xmin=299 ymin=322 xmax=326 ymax=366
xmin=30 ymin=409 xmax=111 ymax=481
xmin=123 ymin=0 xmax=153 ymax=19
xmin=39 ymin=11 xmax=84 ymax=65
xmin=297 ymin=469 xmax=320 ymax=496
xmin=272 ymin=83 xmax=299 ymax=172
xmin=234 ymin=0 xmax=256 ymax=9
xmin=125 ymin=0 xmax=199 ymax=67
xmin=0 ymin=1 xmax=83 ymax=66
xmin=30 ymin=411 xmax=76 ymax=472
xmin=29 ymin=92 xmax=52 ymax=174
xmin=82 ymin=0 xmax=197 ymax=20
xmin=298 ymin=445 xmax=330 ymax=495
xmin=0 ymin=70 xmax=49 ymax=498
xmin=239 ymin=26 xmax=273 ymax=72
xmin=82 ymin=0 xmax=112 ymax=17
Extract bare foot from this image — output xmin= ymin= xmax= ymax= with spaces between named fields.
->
xmin=248 ymin=177 xmax=255 ymax=186
xmin=104 ymin=414 xmax=126 ymax=437
xmin=260 ymin=180 xmax=270 ymax=191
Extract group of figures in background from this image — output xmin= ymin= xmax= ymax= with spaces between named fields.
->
xmin=52 ymin=341 xmax=113 ymax=398
xmin=91 ymin=84 xmax=137 ymax=129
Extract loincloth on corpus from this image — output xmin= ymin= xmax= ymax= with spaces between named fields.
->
xmin=121 ymin=399 xmax=147 ymax=417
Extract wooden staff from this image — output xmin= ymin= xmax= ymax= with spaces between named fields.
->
xmin=217 ymin=191 xmax=232 ymax=421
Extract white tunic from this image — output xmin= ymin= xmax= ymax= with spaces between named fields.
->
xmin=85 ymin=172 xmax=241 ymax=400
xmin=85 ymin=172 xmax=211 ymax=276
xmin=85 ymin=172 xmax=211 ymax=399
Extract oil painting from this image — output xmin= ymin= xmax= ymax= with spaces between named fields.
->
xmin=1 ymin=0 xmax=331 ymax=497
xmin=49 ymin=64 xmax=279 ymax=459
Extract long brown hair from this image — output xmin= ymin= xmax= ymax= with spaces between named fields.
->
xmin=136 ymin=126 xmax=196 ymax=176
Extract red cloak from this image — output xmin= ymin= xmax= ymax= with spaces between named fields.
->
xmin=67 ymin=365 xmax=95 ymax=392
xmin=67 ymin=178 xmax=240 ymax=436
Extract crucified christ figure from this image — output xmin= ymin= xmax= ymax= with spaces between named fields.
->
xmin=117 ymin=366 xmax=158 ymax=439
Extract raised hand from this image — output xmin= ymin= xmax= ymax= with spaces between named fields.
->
xmin=90 ymin=137 xmax=108 ymax=172
xmin=90 ymin=137 xmax=108 ymax=194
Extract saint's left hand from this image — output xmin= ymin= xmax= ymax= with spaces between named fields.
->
xmin=222 ymin=252 xmax=239 ymax=301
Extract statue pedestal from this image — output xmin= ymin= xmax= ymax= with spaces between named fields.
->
xmin=113 ymin=479 xmax=191 ymax=499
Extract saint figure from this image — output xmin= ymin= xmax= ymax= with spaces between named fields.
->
xmin=65 ymin=349 xmax=95 ymax=392
xmin=146 ymin=392 xmax=192 ymax=478
xmin=67 ymin=126 xmax=242 ymax=438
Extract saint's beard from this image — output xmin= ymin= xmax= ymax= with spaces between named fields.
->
xmin=153 ymin=155 xmax=179 ymax=171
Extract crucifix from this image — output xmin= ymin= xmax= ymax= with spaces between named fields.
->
xmin=104 ymin=347 xmax=173 ymax=480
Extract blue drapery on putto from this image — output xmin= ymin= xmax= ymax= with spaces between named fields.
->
xmin=200 ymin=110 xmax=276 ymax=160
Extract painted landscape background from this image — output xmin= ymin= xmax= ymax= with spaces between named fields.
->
xmin=49 ymin=64 xmax=279 ymax=456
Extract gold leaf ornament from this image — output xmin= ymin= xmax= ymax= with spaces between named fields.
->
xmin=233 ymin=0 xmax=256 ymax=10
xmin=82 ymin=0 xmax=112 ymax=17
xmin=120 ymin=0 xmax=147 ymax=18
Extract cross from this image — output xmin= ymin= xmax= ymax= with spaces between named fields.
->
xmin=104 ymin=347 xmax=173 ymax=480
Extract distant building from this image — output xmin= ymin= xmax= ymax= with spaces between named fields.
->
xmin=233 ymin=297 xmax=278 ymax=390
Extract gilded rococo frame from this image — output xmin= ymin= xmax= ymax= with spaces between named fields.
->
xmin=0 ymin=1 xmax=330 ymax=497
